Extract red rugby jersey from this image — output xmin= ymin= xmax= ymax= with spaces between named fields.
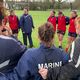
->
xmin=57 ymin=16 xmax=66 ymax=32
xmin=69 ymin=18 xmax=76 ymax=33
xmin=48 ymin=16 xmax=57 ymax=32
xmin=8 ymin=15 xmax=19 ymax=30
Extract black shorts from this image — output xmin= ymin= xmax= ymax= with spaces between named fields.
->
xmin=57 ymin=30 xmax=65 ymax=35
xmin=68 ymin=32 xmax=77 ymax=38
xmin=12 ymin=29 xmax=18 ymax=34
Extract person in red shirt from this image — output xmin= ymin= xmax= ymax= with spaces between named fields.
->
xmin=57 ymin=11 xmax=67 ymax=49
xmin=5 ymin=10 xmax=19 ymax=38
xmin=65 ymin=10 xmax=78 ymax=52
xmin=47 ymin=10 xmax=57 ymax=33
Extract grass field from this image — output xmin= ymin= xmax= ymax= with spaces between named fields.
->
xmin=16 ymin=10 xmax=80 ymax=48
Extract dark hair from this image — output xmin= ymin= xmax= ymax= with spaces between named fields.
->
xmin=51 ymin=10 xmax=56 ymax=14
xmin=72 ymin=10 xmax=78 ymax=16
xmin=24 ymin=7 xmax=29 ymax=11
xmin=10 ymin=9 xmax=14 ymax=13
xmin=58 ymin=10 xmax=63 ymax=15
xmin=38 ymin=22 xmax=54 ymax=46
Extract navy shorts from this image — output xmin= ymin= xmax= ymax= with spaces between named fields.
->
xmin=68 ymin=32 xmax=77 ymax=38
xmin=12 ymin=29 xmax=18 ymax=34
xmin=57 ymin=30 xmax=65 ymax=35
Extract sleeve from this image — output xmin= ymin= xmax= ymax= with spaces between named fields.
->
xmin=65 ymin=16 xmax=70 ymax=25
xmin=47 ymin=62 xmax=80 ymax=80
xmin=13 ymin=38 xmax=27 ymax=54
xmin=62 ymin=51 xmax=69 ymax=65
xmin=30 ymin=16 xmax=34 ymax=28
xmin=58 ymin=39 xmax=80 ymax=80
xmin=47 ymin=68 xmax=59 ymax=80
xmin=17 ymin=16 xmax=20 ymax=29
xmin=20 ymin=16 xmax=24 ymax=31
xmin=69 ymin=39 xmax=80 ymax=67
xmin=13 ymin=50 xmax=36 ymax=80
xmin=9 ymin=38 xmax=27 ymax=67
xmin=57 ymin=62 xmax=80 ymax=80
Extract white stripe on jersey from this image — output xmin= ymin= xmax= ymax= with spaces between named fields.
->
xmin=0 ymin=60 xmax=10 ymax=69
xmin=0 ymin=35 xmax=12 ymax=40
xmin=75 ymin=55 xmax=80 ymax=68
xmin=69 ymin=41 xmax=75 ymax=62
xmin=0 ymin=35 xmax=17 ymax=42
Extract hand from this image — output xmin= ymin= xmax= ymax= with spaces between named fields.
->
xmin=33 ymin=26 xmax=35 ymax=29
xmin=39 ymin=68 xmax=48 ymax=79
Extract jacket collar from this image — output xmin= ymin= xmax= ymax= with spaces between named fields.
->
xmin=23 ymin=14 xmax=28 ymax=16
xmin=39 ymin=43 xmax=55 ymax=50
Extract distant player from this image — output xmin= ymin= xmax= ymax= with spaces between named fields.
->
xmin=65 ymin=10 xmax=78 ymax=52
xmin=5 ymin=10 xmax=20 ymax=38
xmin=57 ymin=11 xmax=69 ymax=49
xmin=48 ymin=10 xmax=57 ymax=33
xmin=20 ymin=7 xmax=34 ymax=48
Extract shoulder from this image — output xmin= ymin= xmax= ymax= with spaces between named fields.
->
xmin=15 ymin=15 xmax=18 ymax=18
xmin=0 ymin=35 xmax=19 ymax=45
xmin=55 ymin=47 xmax=68 ymax=58
xmin=28 ymin=15 xmax=32 ymax=18
xmin=19 ymin=48 xmax=39 ymax=62
xmin=23 ymin=48 xmax=39 ymax=57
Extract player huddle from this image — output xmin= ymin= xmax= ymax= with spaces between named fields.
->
xmin=1 ymin=9 xmax=78 ymax=52
xmin=48 ymin=10 xmax=78 ymax=52
xmin=0 ymin=6 xmax=80 ymax=80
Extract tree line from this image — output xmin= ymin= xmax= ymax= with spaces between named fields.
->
xmin=3 ymin=0 xmax=80 ymax=10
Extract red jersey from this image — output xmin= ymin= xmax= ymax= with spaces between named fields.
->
xmin=48 ymin=16 xmax=57 ymax=32
xmin=69 ymin=18 xmax=76 ymax=33
xmin=57 ymin=16 xmax=66 ymax=32
xmin=7 ymin=15 xmax=19 ymax=30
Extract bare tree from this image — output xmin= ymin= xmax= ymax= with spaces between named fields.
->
xmin=50 ymin=0 xmax=55 ymax=9
xmin=58 ymin=0 xmax=62 ymax=9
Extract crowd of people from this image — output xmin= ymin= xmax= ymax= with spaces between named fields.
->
xmin=0 ymin=5 xmax=80 ymax=80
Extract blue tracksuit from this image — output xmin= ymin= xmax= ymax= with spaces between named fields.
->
xmin=6 ymin=43 xmax=69 ymax=80
xmin=20 ymin=14 xmax=34 ymax=33
xmin=20 ymin=14 xmax=34 ymax=46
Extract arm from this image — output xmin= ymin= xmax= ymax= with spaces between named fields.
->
xmin=66 ymin=16 xmax=70 ymax=25
xmin=17 ymin=16 xmax=20 ymax=29
xmin=12 ymin=50 xmax=36 ymax=80
xmin=20 ymin=16 xmax=24 ymax=32
xmin=30 ymin=16 xmax=35 ymax=29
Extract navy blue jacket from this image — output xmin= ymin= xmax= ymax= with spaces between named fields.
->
xmin=0 ymin=35 xmax=27 ymax=73
xmin=7 ymin=43 xmax=69 ymax=80
xmin=20 ymin=14 xmax=34 ymax=33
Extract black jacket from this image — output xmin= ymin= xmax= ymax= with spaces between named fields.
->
xmin=47 ymin=36 xmax=80 ymax=80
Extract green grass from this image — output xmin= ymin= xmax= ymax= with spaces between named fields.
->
xmin=16 ymin=10 xmax=80 ymax=48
